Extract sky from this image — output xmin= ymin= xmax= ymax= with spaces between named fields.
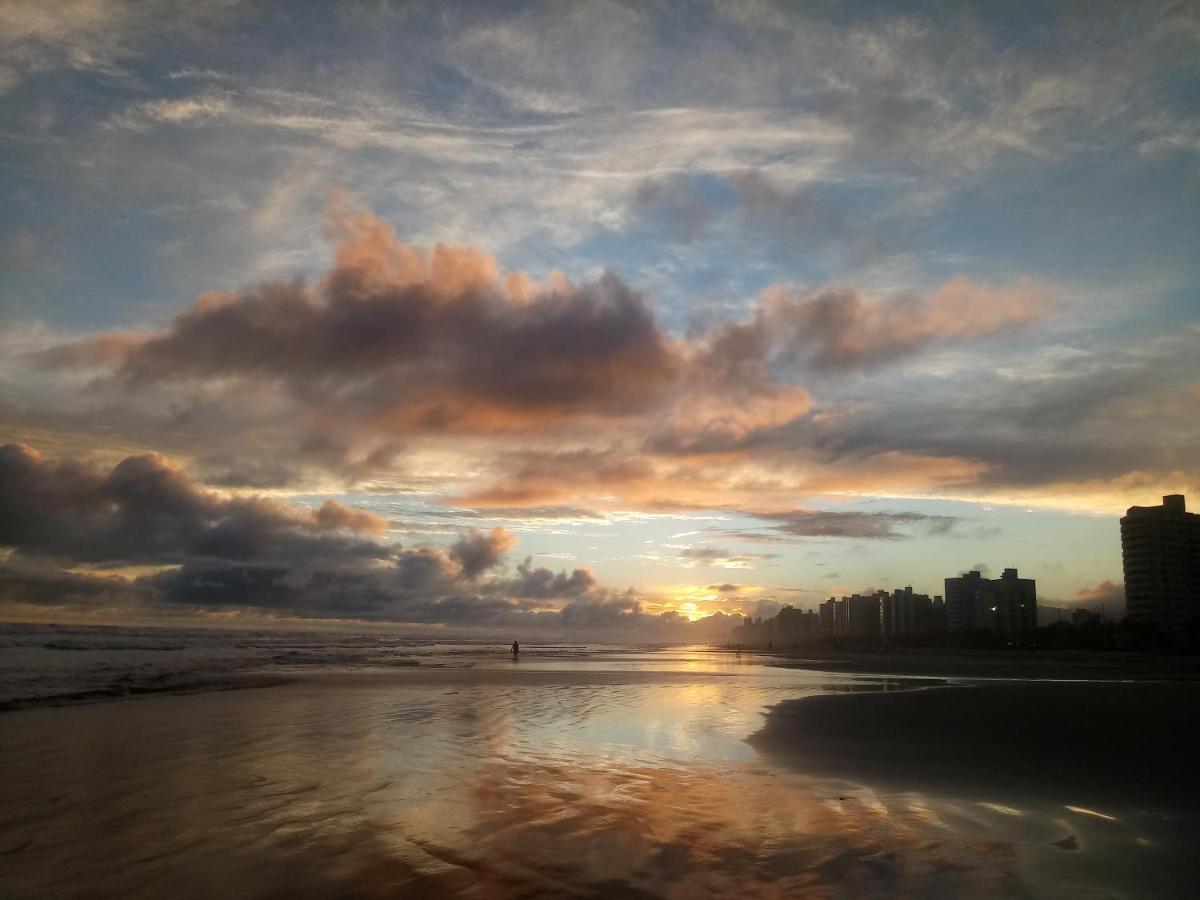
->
xmin=1 ymin=0 xmax=1197 ymax=636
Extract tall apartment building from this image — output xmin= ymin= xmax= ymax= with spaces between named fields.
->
xmin=773 ymin=606 xmax=819 ymax=645
xmin=1121 ymin=494 xmax=1200 ymax=632
xmin=981 ymin=568 xmax=1038 ymax=634
xmin=818 ymin=598 xmax=836 ymax=637
xmin=945 ymin=567 xmax=1037 ymax=635
xmin=880 ymin=586 xmax=945 ymax=642
xmin=944 ymin=570 xmax=985 ymax=632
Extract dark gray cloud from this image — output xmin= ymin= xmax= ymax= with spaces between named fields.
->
xmin=0 ymin=443 xmax=388 ymax=567
xmin=0 ymin=560 xmax=148 ymax=609
xmin=557 ymin=593 xmax=645 ymax=629
xmin=47 ymin=257 xmax=678 ymax=432
xmin=725 ymin=509 xmax=962 ymax=542
xmin=449 ymin=527 xmax=517 ymax=579
xmin=802 ymin=338 xmax=1200 ymax=491
xmin=501 ymin=558 xmax=597 ymax=599
xmin=0 ymin=445 xmax=725 ymax=636
xmin=135 ymin=555 xmax=697 ymax=635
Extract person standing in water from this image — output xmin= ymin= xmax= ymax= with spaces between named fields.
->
xmin=511 ymin=641 xmax=520 ymax=657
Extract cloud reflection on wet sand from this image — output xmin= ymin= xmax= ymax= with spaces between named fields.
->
xmin=0 ymin=667 xmax=1190 ymax=898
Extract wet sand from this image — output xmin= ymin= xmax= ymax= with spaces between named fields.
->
xmin=751 ymin=680 xmax=1200 ymax=897
xmin=1 ymin=654 xmax=1196 ymax=898
xmin=762 ymin=647 xmax=1200 ymax=681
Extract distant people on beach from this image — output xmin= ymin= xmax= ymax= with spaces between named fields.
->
xmin=511 ymin=641 xmax=520 ymax=657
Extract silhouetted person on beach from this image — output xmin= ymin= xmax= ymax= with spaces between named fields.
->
xmin=511 ymin=641 xmax=520 ymax=657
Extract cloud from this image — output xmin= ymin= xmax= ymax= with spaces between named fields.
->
xmin=677 ymin=546 xmax=778 ymax=569
xmin=0 ymin=444 xmax=740 ymax=636
xmin=746 ymin=277 xmax=1049 ymax=373
xmin=630 ymin=169 xmax=899 ymax=262
xmin=0 ymin=0 xmax=245 ymax=93
xmin=500 ymin=558 xmax=597 ymax=599
xmin=441 ymin=505 xmax=606 ymax=521
xmin=1075 ymin=579 xmax=1125 ymax=612
xmin=720 ymin=509 xmax=962 ymax=543
xmin=630 ymin=174 xmax=714 ymax=242
xmin=314 ymin=499 xmax=387 ymax=536
xmin=0 ymin=443 xmax=387 ymax=567
xmin=765 ymin=509 xmax=960 ymax=540
xmin=20 ymin=197 xmax=1194 ymax=517
xmin=0 ymin=559 xmax=147 ymax=609
xmin=39 ymin=200 xmax=1043 ymax=459
xmin=457 ymin=448 xmax=658 ymax=508
xmin=57 ymin=199 xmax=680 ymax=433
xmin=800 ymin=334 xmax=1200 ymax=506
xmin=449 ymin=526 xmax=518 ymax=579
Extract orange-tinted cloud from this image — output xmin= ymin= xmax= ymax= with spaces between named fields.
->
xmin=28 ymin=201 xmax=1074 ymax=512
xmin=753 ymin=275 xmax=1050 ymax=371
xmin=314 ymin=498 xmax=387 ymax=535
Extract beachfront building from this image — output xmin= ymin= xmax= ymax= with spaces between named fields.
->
xmin=730 ymin=607 xmax=819 ymax=647
xmin=880 ymin=586 xmax=945 ymax=643
xmin=819 ymin=598 xmax=835 ymax=637
xmin=818 ymin=592 xmax=889 ymax=643
xmin=1121 ymin=494 xmax=1200 ymax=633
xmin=981 ymin=568 xmax=1038 ymax=635
xmin=731 ymin=615 xmax=766 ymax=646
xmin=945 ymin=570 xmax=985 ymax=632
xmin=773 ymin=606 xmax=820 ymax=645
xmin=945 ymin=568 xmax=1037 ymax=636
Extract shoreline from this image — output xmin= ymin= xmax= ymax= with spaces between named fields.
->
xmin=0 ymin=673 xmax=296 ymax=714
xmin=745 ymin=646 xmax=1200 ymax=681
xmin=749 ymin=680 xmax=1200 ymax=810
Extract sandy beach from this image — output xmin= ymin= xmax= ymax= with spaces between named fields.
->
xmin=762 ymin=647 xmax=1200 ymax=681
xmin=1 ymin=637 xmax=1197 ymax=898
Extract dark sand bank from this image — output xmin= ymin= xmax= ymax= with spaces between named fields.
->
xmin=751 ymin=681 xmax=1200 ymax=811
xmin=751 ymin=681 xmax=1200 ymax=897
xmin=763 ymin=647 xmax=1200 ymax=681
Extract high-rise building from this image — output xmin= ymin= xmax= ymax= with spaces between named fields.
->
xmin=1121 ymin=494 xmax=1200 ymax=632
xmin=773 ymin=606 xmax=819 ymax=645
xmin=880 ymin=586 xmax=945 ymax=642
xmin=944 ymin=570 xmax=985 ymax=632
xmin=980 ymin=568 xmax=1037 ymax=635
xmin=847 ymin=593 xmax=882 ymax=639
xmin=819 ymin=598 xmax=836 ymax=637
xmin=945 ymin=567 xmax=1037 ymax=635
